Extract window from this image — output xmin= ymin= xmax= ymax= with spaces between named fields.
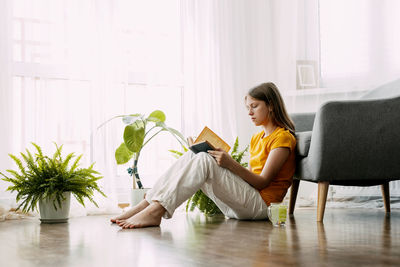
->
xmin=10 ymin=0 xmax=183 ymax=203
xmin=319 ymin=0 xmax=400 ymax=89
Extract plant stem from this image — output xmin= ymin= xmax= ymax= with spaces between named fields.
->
xmin=133 ymin=154 xmax=143 ymax=189
xmin=142 ymin=129 xmax=164 ymax=148
xmin=144 ymin=125 xmax=157 ymax=139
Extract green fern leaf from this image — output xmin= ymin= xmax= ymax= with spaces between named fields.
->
xmin=31 ymin=142 xmax=44 ymax=158
xmin=70 ymin=154 xmax=83 ymax=173
xmin=8 ymin=154 xmax=27 ymax=177
xmin=232 ymin=137 xmax=239 ymax=154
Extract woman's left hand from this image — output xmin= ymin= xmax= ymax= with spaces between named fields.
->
xmin=207 ymin=148 xmax=234 ymax=169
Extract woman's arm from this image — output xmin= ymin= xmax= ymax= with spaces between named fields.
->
xmin=208 ymin=148 xmax=290 ymax=190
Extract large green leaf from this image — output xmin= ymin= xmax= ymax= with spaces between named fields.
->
xmin=147 ymin=110 xmax=166 ymax=123
xmin=115 ymin=142 xmax=134 ymax=164
xmin=123 ymin=123 xmax=145 ymax=153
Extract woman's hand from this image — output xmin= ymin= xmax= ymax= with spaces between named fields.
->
xmin=207 ymin=148 xmax=235 ymax=169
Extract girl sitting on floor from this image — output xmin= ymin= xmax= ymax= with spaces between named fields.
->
xmin=111 ymin=82 xmax=296 ymax=229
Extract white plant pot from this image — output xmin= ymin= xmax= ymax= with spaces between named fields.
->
xmin=131 ymin=188 xmax=150 ymax=207
xmin=39 ymin=192 xmax=71 ymax=223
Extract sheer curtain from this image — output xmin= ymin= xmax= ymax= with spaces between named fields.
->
xmin=181 ymin=0 xmax=304 ymax=145
xmin=320 ymin=0 xmax=400 ymax=90
xmin=0 ymin=0 xmax=183 ymax=216
xmin=0 ymin=0 xmax=14 ymax=208
xmin=180 ymin=0 xmax=320 ymax=202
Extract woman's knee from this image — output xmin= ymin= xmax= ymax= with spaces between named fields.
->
xmin=194 ymin=152 xmax=217 ymax=166
xmin=194 ymin=151 xmax=212 ymax=161
xmin=182 ymin=150 xmax=195 ymax=159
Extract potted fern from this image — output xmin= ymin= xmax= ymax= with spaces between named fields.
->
xmin=0 ymin=143 xmax=105 ymax=223
xmin=99 ymin=110 xmax=187 ymax=206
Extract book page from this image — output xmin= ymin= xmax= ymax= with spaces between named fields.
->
xmin=194 ymin=126 xmax=231 ymax=152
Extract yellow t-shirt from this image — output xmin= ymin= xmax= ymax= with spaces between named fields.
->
xmin=249 ymin=127 xmax=296 ymax=205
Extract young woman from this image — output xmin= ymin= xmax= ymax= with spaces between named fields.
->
xmin=111 ymin=82 xmax=296 ymax=229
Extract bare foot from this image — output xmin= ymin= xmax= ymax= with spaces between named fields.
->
xmin=117 ymin=202 xmax=166 ymax=229
xmin=110 ymin=200 xmax=149 ymax=223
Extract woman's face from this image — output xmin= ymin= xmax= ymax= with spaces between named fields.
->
xmin=245 ymin=95 xmax=271 ymax=126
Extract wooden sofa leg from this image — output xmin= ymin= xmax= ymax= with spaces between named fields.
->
xmin=317 ymin=181 xmax=329 ymax=222
xmin=381 ymin=182 xmax=391 ymax=213
xmin=289 ymin=179 xmax=300 ymax=215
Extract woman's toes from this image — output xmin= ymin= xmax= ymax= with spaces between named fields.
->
xmin=122 ymin=221 xmax=133 ymax=229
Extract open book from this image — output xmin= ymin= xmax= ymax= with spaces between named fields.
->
xmin=189 ymin=126 xmax=231 ymax=154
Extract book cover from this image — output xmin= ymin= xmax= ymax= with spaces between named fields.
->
xmin=189 ymin=126 xmax=230 ymax=153
xmin=189 ymin=141 xmax=216 ymax=154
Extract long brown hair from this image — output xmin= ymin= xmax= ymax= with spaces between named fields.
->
xmin=246 ymin=82 xmax=295 ymax=134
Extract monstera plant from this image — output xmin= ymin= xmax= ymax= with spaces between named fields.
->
xmin=100 ymin=110 xmax=187 ymax=190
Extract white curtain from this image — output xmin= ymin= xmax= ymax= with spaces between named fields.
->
xmin=180 ymin=0 xmax=317 ymax=203
xmin=0 ymin=0 xmax=183 ymax=217
xmin=319 ymin=0 xmax=400 ymax=89
xmin=181 ymin=0 xmax=312 ymax=153
xmin=0 ymin=0 xmax=14 ymax=205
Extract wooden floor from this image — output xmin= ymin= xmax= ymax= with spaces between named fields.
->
xmin=0 ymin=208 xmax=399 ymax=267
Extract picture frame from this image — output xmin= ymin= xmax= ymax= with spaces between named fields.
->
xmin=296 ymin=60 xmax=319 ymax=89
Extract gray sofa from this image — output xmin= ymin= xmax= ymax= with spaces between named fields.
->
xmin=289 ymin=79 xmax=400 ymax=222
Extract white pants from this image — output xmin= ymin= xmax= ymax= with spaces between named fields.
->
xmin=145 ymin=151 xmax=268 ymax=220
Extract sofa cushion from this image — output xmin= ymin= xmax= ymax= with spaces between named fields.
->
xmin=295 ymin=131 xmax=312 ymax=157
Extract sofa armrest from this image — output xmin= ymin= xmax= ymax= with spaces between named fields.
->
xmin=290 ymin=112 xmax=316 ymax=132
xmin=295 ymin=131 xmax=312 ymax=157
xmin=306 ymin=96 xmax=400 ymax=182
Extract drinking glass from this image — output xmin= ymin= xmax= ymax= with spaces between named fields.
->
xmin=267 ymin=202 xmax=287 ymax=227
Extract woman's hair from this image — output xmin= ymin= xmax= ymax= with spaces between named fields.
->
xmin=246 ymin=82 xmax=295 ymax=134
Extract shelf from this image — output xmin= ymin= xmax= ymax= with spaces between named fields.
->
xmin=283 ymin=87 xmax=371 ymax=97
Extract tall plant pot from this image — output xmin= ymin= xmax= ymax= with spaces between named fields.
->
xmin=131 ymin=188 xmax=150 ymax=207
xmin=39 ymin=192 xmax=71 ymax=223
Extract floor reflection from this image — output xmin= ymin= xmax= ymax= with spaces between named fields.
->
xmin=317 ymin=222 xmax=327 ymax=261
xmin=0 ymin=209 xmax=399 ymax=267
xmin=381 ymin=214 xmax=393 ymax=263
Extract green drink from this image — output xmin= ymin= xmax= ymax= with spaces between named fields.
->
xmin=267 ymin=203 xmax=287 ymax=227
